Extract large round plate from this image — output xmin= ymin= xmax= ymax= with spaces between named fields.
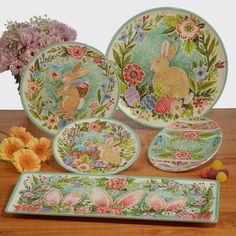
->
xmin=53 ymin=118 xmax=140 ymax=174
xmin=148 ymin=117 xmax=222 ymax=172
xmin=106 ymin=7 xmax=227 ymax=128
xmin=20 ymin=42 xmax=119 ymax=135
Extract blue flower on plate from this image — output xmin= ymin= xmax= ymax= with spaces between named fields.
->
xmin=213 ymin=137 xmax=221 ymax=146
xmin=134 ymin=23 xmax=142 ymax=31
xmin=101 ymin=84 xmax=107 ymax=93
xmin=58 ymin=119 xmax=68 ymax=129
xmin=154 ymin=136 xmax=163 ymax=145
xmin=118 ymin=33 xmax=128 ymax=42
xmin=33 ymin=70 xmax=41 ymax=79
xmin=101 ymin=94 xmax=111 ymax=104
xmin=193 ymin=66 xmax=208 ymax=81
xmin=135 ymin=31 xmax=145 ymax=42
xmin=108 ymin=77 xmax=115 ymax=86
xmin=91 ymin=161 xmax=105 ymax=168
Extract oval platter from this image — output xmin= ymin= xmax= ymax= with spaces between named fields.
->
xmin=148 ymin=117 xmax=222 ymax=172
xmin=106 ymin=7 xmax=227 ymax=128
xmin=20 ymin=42 xmax=120 ymax=135
xmin=53 ymin=118 xmax=140 ymax=174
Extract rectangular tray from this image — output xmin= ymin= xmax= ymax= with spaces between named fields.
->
xmin=5 ymin=172 xmax=220 ymax=223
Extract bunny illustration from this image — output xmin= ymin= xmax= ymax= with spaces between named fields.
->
xmin=99 ymin=137 xmax=121 ymax=166
xmin=55 ymin=63 xmax=90 ymax=118
xmin=151 ymin=40 xmax=189 ymax=98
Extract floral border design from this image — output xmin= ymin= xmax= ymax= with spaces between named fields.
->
xmin=22 ymin=43 xmax=118 ymax=134
xmin=54 ymin=119 xmax=138 ymax=174
xmin=7 ymin=173 xmax=218 ymax=223
xmin=108 ymin=10 xmax=226 ymax=126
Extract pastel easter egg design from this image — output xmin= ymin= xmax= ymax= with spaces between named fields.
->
xmin=140 ymin=94 xmax=157 ymax=110
xmin=154 ymin=96 xmax=175 ymax=114
xmin=124 ymin=87 xmax=140 ymax=106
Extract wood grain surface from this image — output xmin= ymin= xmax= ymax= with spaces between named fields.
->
xmin=0 ymin=109 xmax=235 ymax=236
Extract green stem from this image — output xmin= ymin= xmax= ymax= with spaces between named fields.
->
xmin=0 ymin=130 xmax=9 ymax=137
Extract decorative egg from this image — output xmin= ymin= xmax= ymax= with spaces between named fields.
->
xmin=140 ymin=94 xmax=157 ymax=110
xmin=124 ymin=87 xmax=140 ymax=107
xmin=154 ymin=96 xmax=175 ymax=114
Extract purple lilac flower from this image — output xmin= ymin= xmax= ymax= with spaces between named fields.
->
xmin=91 ymin=161 xmax=105 ymax=168
xmin=72 ymin=181 xmax=84 ymax=188
xmin=193 ymin=66 xmax=208 ymax=81
xmin=58 ymin=119 xmax=68 ymax=129
xmin=166 ymin=180 xmax=179 ymax=188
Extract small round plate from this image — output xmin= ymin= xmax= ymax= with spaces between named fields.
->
xmin=53 ymin=118 xmax=140 ymax=174
xmin=20 ymin=42 xmax=119 ymax=135
xmin=106 ymin=7 xmax=227 ymax=128
xmin=148 ymin=117 xmax=222 ymax=172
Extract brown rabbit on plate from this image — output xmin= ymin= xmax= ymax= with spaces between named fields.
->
xmin=55 ymin=63 xmax=90 ymax=119
xmin=151 ymin=40 xmax=189 ymax=98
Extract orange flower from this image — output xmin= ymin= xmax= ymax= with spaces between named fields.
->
xmin=9 ymin=126 xmax=33 ymax=145
xmin=27 ymin=137 xmax=52 ymax=162
xmin=0 ymin=137 xmax=24 ymax=162
xmin=13 ymin=149 xmax=41 ymax=172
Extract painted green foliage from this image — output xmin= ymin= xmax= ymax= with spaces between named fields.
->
xmin=55 ymin=119 xmax=137 ymax=174
xmin=23 ymin=43 xmax=118 ymax=133
xmin=109 ymin=10 xmax=226 ymax=125
xmin=12 ymin=174 xmax=217 ymax=222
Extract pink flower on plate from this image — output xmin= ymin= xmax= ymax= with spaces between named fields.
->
xmin=44 ymin=189 xmax=62 ymax=206
xmin=105 ymin=178 xmax=128 ymax=190
xmin=123 ymin=63 xmax=145 ymax=86
xmin=93 ymin=55 xmax=102 ymax=64
xmin=15 ymin=204 xmax=41 ymax=212
xmin=176 ymin=17 xmax=200 ymax=40
xmin=46 ymin=115 xmax=59 ymax=128
xmin=182 ymin=131 xmax=199 ymax=140
xmin=68 ymin=45 xmax=86 ymax=60
xmin=28 ymin=83 xmax=39 ymax=94
xmin=87 ymin=122 xmax=101 ymax=132
xmin=170 ymin=100 xmax=183 ymax=115
xmin=191 ymin=96 xmax=208 ymax=112
xmin=49 ymin=71 xmax=60 ymax=81
xmin=96 ymin=206 xmax=122 ymax=215
xmin=75 ymin=207 xmax=90 ymax=214
xmin=76 ymin=163 xmax=91 ymax=173
xmin=174 ymin=150 xmax=191 ymax=159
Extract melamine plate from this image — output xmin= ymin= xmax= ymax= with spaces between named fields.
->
xmin=20 ymin=42 xmax=119 ymax=135
xmin=53 ymin=118 xmax=140 ymax=174
xmin=148 ymin=117 xmax=222 ymax=172
xmin=6 ymin=172 xmax=219 ymax=223
xmin=106 ymin=7 xmax=227 ymax=128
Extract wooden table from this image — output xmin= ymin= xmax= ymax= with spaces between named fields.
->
xmin=0 ymin=109 xmax=235 ymax=236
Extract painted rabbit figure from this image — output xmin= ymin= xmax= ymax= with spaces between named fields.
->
xmin=99 ymin=137 xmax=121 ymax=166
xmin=55 ymin=63 xmax=90 ymax=118
xmin=151 ymin=40 xmax=189 ymax=98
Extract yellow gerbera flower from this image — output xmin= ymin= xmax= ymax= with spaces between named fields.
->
xmin=27 ymin=137 xmax=52 ymax=162
xmin=9 ymin=126 xmax=34 ymax=145
xmin=0 ymin=137 xmax=24 ymax=162
xmin=13 ymin=149 xmax=41 ymax=172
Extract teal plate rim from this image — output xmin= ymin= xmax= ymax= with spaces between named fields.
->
xmin=20 ymin=41 xmax=120 ymax=136
xmin=106 ymin=6 xmax=228 ymax=129
xmin=52 ymin=117 xmax=141 ymax=175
